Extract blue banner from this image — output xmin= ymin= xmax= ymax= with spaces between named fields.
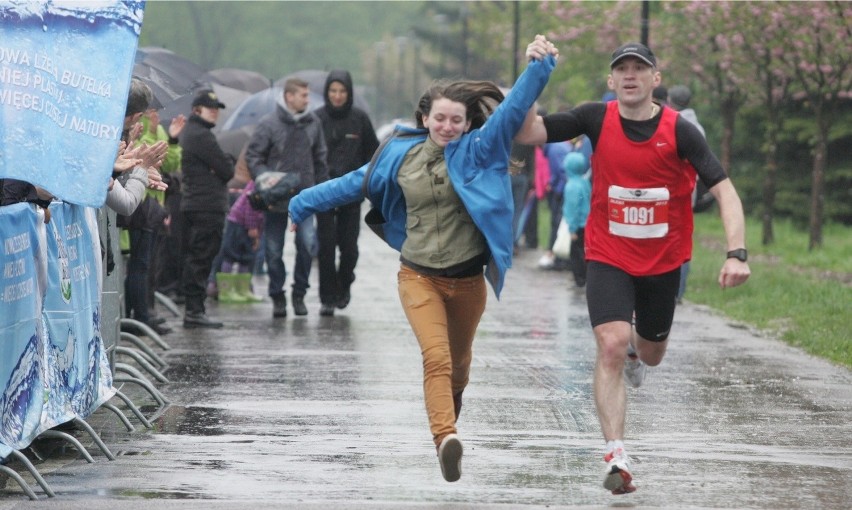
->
xmin=0 ymin=1 xmax=145 ymax=207
xmin=0 ymin=203 xmax=114 ymax=461
xmin=0 ymin=203 xmax=47 ymax=457
xmin=43 ymin=202 xmax=114 ymax=425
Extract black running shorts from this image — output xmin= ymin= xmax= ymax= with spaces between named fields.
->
xmin=585 ymin=261 xmax=680 ymax=342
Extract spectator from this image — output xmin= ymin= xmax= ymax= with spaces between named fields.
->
xmin=314 ymin=69 xmax=380 ymax=316
xmin=668 ymin=84 xmax=707 ymax=303
xmin=245 ymin=78 xmax=329 ymax=318
xmin=561 ymin=152 xmax=591 ymax=287
xmin=179 ymin=89 xmax=234 ymax=328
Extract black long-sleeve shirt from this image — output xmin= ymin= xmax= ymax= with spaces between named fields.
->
xmin=544 ymin=102 xmax=727 ymax=190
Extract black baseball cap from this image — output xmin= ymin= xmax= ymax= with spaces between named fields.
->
xmin=610 ymin=42 xmax=657 ymax=68
xmin=192 ymin=89 xmax=226 ymax=109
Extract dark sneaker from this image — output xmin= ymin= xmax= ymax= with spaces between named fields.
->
xmin=319 ymin=303 xmax=335 ymax=316
xmin=183 ymin=313 xmax=223 ymax=329
xmin=437 ymin=433 xmax=463 ymax=482
xmin=336 ymin=289 xmax=351 ymax=310
xmin=272 ymin=294 xmax=287 ymax=318
xmin=603 ymin=447 xmax=636 ymax=494
xmin=292 ymin=296 xmax=308 ymax=316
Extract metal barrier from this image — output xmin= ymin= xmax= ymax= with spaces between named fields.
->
xmin=1 ymin=205 xmax=172 ymax=500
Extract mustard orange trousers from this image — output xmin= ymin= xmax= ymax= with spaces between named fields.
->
xmin=397 ymin=265 xmax=487 ymax=446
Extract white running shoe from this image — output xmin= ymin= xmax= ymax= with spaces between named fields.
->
xmin=603 ymin=447 xmax=636 ymax=494
xmin=537 ymin=253 xmax=555 ymax=269
xmin=437 ymin=433 xmax=463 ymax=482
xmin=623 ymin=345 xmax=646 ymax=388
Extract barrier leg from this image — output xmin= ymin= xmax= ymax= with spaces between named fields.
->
xmin=8 ymin=450 xmax=55 ymax=497
xmin=101 ymin=402 xmax=136 ymax=432
xmin=111 ymin=389 xmax=153 ymax=429
xmin=71 ymin=418 xmax=116 ymax=461
xmin=36 ymin=431 xmax=95 ymax=463
xmin=115 ymin=346 xmax=170 ymax=383
xmin=118 ymin=337 xmax=162 ymax=370
xmin=114 ymin=363 xmax=169 ymax=406
xmin=153 ymin=291 xmax=181 ymax=319
xmin=0 ymin=465 xmax=38 ymax=500
xmin=120 ymin=318 xmax=171 ymax=351
xmin=120 ymin=332 xmax=167 ymax=368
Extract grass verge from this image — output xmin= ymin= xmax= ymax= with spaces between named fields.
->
xmin=688 ymin=212 xmax=851 ymax=368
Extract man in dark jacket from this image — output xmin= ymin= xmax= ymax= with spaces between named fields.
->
xmin=245 ymin=78 xmax=329 ymax=318
xmin=179 ymin=89 xmax=234 ymax=328
xmin=314 ymin=70 xmax=379 ymax=316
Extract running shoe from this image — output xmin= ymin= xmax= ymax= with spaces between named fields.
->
xmin=623 ymin=345 xmax=646 ymax=388
xmin=437 ymin=433 xmax=463 ymax=482
xmin=603 ymin=447 xmax=636 ymax=494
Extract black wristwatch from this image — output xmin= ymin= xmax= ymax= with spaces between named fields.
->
xmin=726 ymin=248 xmax=748 ymax=262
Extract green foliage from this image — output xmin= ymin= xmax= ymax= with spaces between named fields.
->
xmin=689 ymin=212 xmax=851 ymax=367
xmin=138 ymin=1 xmax=422 ymax=84
xmin=137 ymin=1 xmax=852 ymax=227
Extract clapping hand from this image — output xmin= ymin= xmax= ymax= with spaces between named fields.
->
xmin=114 ymin=141 xmax=142 ymax=173
xmin=168 ymin=114 xmax=186 ymax=139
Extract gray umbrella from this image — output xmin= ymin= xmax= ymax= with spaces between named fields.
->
xmin=133 ymin=46 xmax=207 ymax=105
xmin=158 ymin=82 xmax=252 ymax=131
xmin=202 ymin=68 xmax=271 ymax=94
xmin=215 ymin=124 xmax=256 ymax=160
xmin=219 ymin=87 xmax=323 ymax=132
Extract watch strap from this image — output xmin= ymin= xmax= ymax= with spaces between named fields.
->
xmin=726 ymin=248 xmax=747 ymax=262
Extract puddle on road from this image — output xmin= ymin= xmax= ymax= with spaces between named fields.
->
xmin=149 ymin=405 xmax=229 ymax=436
xmin=115 ymin=488 xmax=212 ymax=499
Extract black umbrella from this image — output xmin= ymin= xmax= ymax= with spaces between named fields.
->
xmin=133 ymin=46 xmax=207 ymax=105
xmin=202 ymin=68 xmax=271 ymax=94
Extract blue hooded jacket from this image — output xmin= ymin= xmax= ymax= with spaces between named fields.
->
xmin=289 ymin=55 xmax=556 ymax=298
xmin=561 ymin=152 xmax=591 ymax=234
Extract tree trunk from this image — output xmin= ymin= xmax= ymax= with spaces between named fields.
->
xmin=761 ymin=109 xmax=779 ymax=245
xmin=719 ymin=98 xmax=737 ymax=176
xmin=762 ymin=135 xmax=777 ymax=245
xmin=808 ymin=103 xmax=828 ymax=250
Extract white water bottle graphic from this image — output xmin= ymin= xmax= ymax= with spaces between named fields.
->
xmin=52 ymin=224 xmax=72 ymax=303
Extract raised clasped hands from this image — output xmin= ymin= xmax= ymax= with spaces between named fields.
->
xmin=526 ymin=34 xmax=559 ymax=62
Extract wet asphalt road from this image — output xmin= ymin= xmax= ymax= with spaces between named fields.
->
xmin=2 ymin=226 xmax=850 ymax=509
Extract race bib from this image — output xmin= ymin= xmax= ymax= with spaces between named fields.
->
xmin=608 ymin=185 xmax=669 ymax=238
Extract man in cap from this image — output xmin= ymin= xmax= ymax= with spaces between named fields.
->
xmin=179 ymin=89 xmax=234 ymax=328
xmin=517 ymin=42 xmax=750 ymax=494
